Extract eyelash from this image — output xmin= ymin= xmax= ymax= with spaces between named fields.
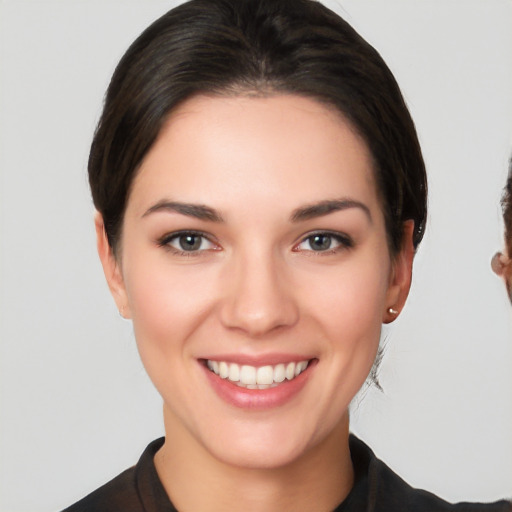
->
xmin=157 ymin=230 xmax=218 ymax=256
xmin=293 ymin=231 xmax=354 ymax=255
xmin=157 ymin=229 xmax=353 ymax=257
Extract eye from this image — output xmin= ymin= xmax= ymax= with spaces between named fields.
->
xmin=295 ymin=232 xmax=353 ymax=253
xmin=158 ymin=231 xmax=218 ymax=254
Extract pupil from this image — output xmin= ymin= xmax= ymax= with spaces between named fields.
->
xmin=311 ymin=235 xmax=331 ymax=251
xmin=179 ymin=234 xmax=201 ymax=251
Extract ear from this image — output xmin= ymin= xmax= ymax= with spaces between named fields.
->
xmin=94 ymin=212 xmax=131 ymax=319
xmin=383 ymin=220 xmax=415 ymax=324
xmin=491 ymin=251 xmax=512 ymax=302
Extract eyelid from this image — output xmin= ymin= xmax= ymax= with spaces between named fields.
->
xmin=157 ymin=230 xmax=220 ymax=254
xmin=293 ymin=230 xmax=353 ymax=253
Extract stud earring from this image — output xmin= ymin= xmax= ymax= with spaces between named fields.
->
xmin=388 ymin=307 xmax=398 ymax=315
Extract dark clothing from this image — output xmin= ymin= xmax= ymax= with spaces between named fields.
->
xmin=62 ymin=436 xmax=511 ymax=512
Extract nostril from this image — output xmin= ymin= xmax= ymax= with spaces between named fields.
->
xmin=220 ymin=299 xmax=299 ymax=336
xmin=218 ymin=257 xmax=300 ymax=335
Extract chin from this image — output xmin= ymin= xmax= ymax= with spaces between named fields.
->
xmin=207 ymin=434 xmax=311 ymax=470
xmin=197 ymin=414 xmax=339 ymax=471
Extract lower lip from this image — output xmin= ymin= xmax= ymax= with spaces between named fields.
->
xmin=201 ymin=361 xmax=315 ymax=410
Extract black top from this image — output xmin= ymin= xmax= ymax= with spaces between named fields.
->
xmin=62 ymin=436 xmax=511 ymax=512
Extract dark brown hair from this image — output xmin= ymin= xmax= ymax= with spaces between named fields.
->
xmin=89 ymin=0 xmax=427 ymax=256
xmin=502 ymin=156 xmax=512 ymax=257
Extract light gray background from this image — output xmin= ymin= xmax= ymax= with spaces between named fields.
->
xmin=1 ymin=1 xmax=511 ymax=511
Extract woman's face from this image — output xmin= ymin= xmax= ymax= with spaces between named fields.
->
xmin=98 ymin=94 xmax=413 ymax=469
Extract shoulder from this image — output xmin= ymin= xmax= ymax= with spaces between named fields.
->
xmin=63 ymin=468 xmax=144 ymax=512
xmin=61 ymin=438 xmax=168 ymax=512
xmin=348 ymin=435 xmax=511 ymax=512
xmin=61 ymin=466 xmax=141 ymax=512
xmin=372 ymin=456 xmax=510 ymax=511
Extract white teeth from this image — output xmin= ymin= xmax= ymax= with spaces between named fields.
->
xmin=210 ymin=360 xmax=219 ymax=374
xmin=219 ymin=361 xmax=229 ymax=379
xmin=274 ymin=364 xmax=285 ymax=383
xmin=285 ymin=362 xmax=295 ymax=380
xmin=240 ymin=365 xmax=257 ymax=385
xmin=206 ymin=359 xmax=310 ymax=388
xmin=295 ymin=360 xmax=307 ymax=376
xmin=228 ymin=363 xmax=239 ymax=382
xmin=256 ymin=365 xmax=274 ymax=385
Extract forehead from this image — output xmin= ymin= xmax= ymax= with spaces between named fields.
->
xmin=129 ymin=94 xmax=380 ymax=219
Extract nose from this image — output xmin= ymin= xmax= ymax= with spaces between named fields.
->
xmin=219 ymin=249 xmax=299 ymax=337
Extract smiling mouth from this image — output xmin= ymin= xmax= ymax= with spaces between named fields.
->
xmin=204 ymin=359 xmax=312 ymax=389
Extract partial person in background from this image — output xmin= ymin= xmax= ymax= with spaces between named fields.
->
xmin=492 ymin=157 xmax=512 ymax=300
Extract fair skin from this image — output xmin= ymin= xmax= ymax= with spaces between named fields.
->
xmin=491 ymin=249 xmax=512 ymax=301
xmin=96 ymin=94 xmax=414 ymax=512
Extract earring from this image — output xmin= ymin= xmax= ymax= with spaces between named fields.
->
xmin=388 ymin=307 xmax=398 ymax=315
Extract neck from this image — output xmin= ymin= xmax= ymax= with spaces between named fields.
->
xmin=154 ymin=407 xmax=354 ymax=512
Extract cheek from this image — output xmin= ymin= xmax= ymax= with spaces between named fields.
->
xmin=122 ymin=253 xmax=219 ymax=356
xmin=287 ymin=259 xmax=390 ymax=429
xmin=122 ymin=259 xmax=224 ymax=406
xmin=302 ymin=258 xmax=390 ymax=336
xmin=297 ymin=255 xmax=390 ymax=393
xmin=321 ymin=278 xmax=385 ymax=374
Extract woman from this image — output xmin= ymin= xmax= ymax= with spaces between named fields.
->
xmin=492 ymin=157 xmax=512 ymax=300
xmin=63 ymin=0 xmax=510 ymax=510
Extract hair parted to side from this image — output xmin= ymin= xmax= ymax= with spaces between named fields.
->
xmin=88 ymin=0 xmax=427 ymax=256
xmin=501 ymin=156 xmax=512 ymax=257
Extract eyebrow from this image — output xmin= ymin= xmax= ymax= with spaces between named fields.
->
xmin=142 ymin=198 xmax=370 ymax=223
xmin=142 ymin=201 xmax=224 ymax=222
xmin=290 ymin=199 xmax=372 ymax=223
